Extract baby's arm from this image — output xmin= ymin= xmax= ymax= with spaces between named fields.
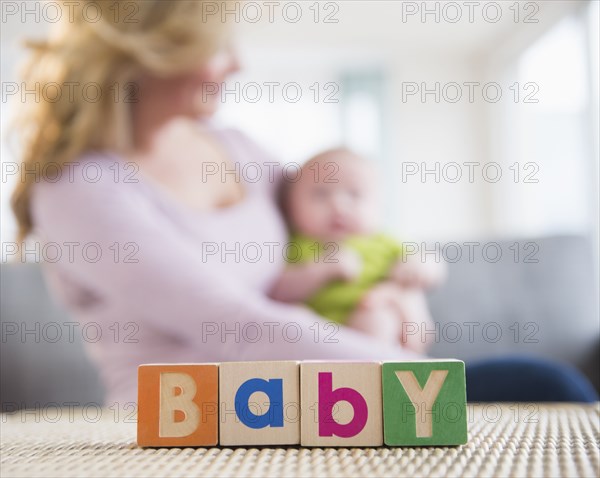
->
xmin=269 ymin=247 xmax=362 ymax=303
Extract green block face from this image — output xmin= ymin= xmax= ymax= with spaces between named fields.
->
xmin=382 ymin=361 xmax=468 ymax=446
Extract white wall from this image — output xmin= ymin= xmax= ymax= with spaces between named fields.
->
xmin=384 ymin=58 xmax=492 ymax=241
xmin=217 ymin=1 xmax=595 ymax=242
xmin=1 ymin=0 xmax=596 ymax=246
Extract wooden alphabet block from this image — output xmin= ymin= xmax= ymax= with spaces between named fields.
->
xmin=137 ymin=364 xmax=219 ymax=447
xmin=300 ymin=361 xmax=383 ymax=447
xmin=219 ymin=361 xmax=300 ymax=446
xmin=382 ymin=360 xmax=467 ymax=446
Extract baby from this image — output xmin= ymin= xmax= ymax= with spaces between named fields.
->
xmin=269 ymin=148 xmax=445 ymax=353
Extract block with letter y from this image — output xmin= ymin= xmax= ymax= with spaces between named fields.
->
xmin=382 ymin=360 xmax=467 ymax=446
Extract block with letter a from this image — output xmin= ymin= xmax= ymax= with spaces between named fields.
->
xmin=219 ymin=361 xmax=300 ymax=446
xmin=300 ymin=361 xmax=383 ymax=447
xmin=137 ymin=364 xmax=219 ymax=447
xmin=382 ymin=360 xmax=468 ymax=446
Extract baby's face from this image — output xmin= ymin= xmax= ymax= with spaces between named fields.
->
xmin=287 ymin=153 xmax=380 ymax=242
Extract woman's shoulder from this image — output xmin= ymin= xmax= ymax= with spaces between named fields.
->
xmin=201 ymin=118 xmax=247 ymax=142
xmin=34 ymin=150 xmax=138 ymax=192
xmin=205 ymin=124 xmax=286 ymax=194
xmin=31 ymin=150 xmax=143 ymax=222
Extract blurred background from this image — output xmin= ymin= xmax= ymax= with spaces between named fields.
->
xmin=1 ymin=1 xmax=599 ymax=407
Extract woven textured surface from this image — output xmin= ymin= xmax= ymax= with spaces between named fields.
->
xmin=1 ymin=404 xmax=599 ymax=478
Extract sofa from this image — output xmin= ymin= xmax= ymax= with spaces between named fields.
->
xmin=2 ymin=234 xmax=598 ymax=409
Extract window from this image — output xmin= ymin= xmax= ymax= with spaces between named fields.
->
xmin=492 ymin=8 xmax=598 ymax=239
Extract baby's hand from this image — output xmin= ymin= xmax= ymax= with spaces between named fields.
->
xmin=333 ymin=247 xmax=362 ymax=282
xmin=391 ymin=259 xmax=447 ymax=289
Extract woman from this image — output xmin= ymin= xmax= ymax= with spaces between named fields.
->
xmin=11 ymin=1 xmax=419 ymax=406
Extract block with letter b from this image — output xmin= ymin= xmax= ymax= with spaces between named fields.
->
xmin=300 ymin=361 xmax=383 ymax=447
xmin=219 ymin=361 xmax=300 ymax=446
xmin=137 ymin=364 xmax=219 ymax=447
xmin=382 ymin=360 xmax=467 ymax=446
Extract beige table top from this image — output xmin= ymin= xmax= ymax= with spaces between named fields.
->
xmin=1 ymin=403 xmax=599 ymax=478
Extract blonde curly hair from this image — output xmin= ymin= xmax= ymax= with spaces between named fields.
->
xmin=10 ymin=0 xmax=233 ymax=240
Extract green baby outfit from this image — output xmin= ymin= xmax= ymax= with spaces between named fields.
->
xmin=287 ymin=233 xmax=404 ymax=324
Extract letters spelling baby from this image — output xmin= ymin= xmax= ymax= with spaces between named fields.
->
xmin=137 ymin=360 xmax=467 ymax=447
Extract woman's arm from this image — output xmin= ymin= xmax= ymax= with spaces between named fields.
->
xmin=31 ymin=158 xmax=421 ymax=362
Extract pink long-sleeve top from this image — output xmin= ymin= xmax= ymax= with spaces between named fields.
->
xmin=31 ymin=126 xmax=413 ymax=405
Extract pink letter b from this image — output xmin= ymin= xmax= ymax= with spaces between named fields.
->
xmin=318 ymin=372 xmax=368 ymax=438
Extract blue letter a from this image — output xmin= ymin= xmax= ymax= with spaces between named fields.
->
xmin=235 ymin=378 xmax=284 ymax=429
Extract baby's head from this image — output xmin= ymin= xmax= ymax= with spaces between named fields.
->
xmin=281 ymin=148 xmax=381 ymax=242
